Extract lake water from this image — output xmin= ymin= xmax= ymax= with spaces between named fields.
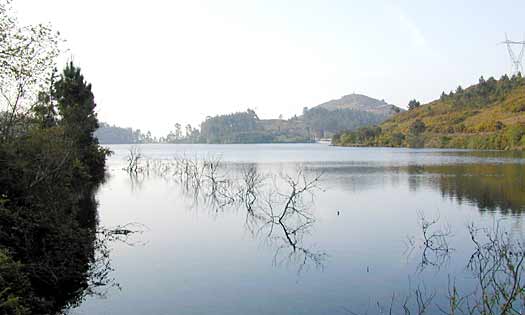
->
xmin=71 ymin=144 xmax=525 ymax=315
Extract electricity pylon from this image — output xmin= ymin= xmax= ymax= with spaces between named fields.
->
xmin=501 ymin=33 xmax=525 ymax=75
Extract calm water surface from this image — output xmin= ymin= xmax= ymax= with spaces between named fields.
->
xmin=71 ymin=144 xmax=525 ymax=315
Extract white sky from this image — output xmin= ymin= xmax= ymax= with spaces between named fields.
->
xmin=14 ymin=0 xmax=522 ymax=136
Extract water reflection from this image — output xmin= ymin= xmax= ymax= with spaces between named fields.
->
xmin=356 ymin=219 xmax=525 ymax=315
xmin=244 ymin=169 xmax=327 ymax=273
xmin=404 ymin=211 xmax=454 ymax=271
xmin=71 ymin=146 xmax=525 ymax=315
xmin=418 ymin=164 xmax=525 ymax=214
xmin=0 ymin=182 xmax=141 ymax=314
xmin=123 ymin=152 xmax=525 ymax=279
xmin=315 ymin=163 xmax=525 ymax=215
xmin=126 ymin=156 xmax=328 ymax=272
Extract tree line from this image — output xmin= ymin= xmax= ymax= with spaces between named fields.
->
xmin=97 ymin=106 xmax=393 ymax=144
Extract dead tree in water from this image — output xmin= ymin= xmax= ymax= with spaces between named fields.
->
xmin=417 ymin=211 xmax=453 ymax=270
xmin=239 ymin=164 xmax=266 ymax=213
xmin=125 ymin=146 xmax=142 ymax=173
xmin=248 ymin=168 xmax=326 ymax=272
xmin=351 ymin=219 xmax=525 ymax=315
xmin=125 ymin=155 xmax=327 ymax=271
xmin=86 ymin=223 xmax=146 ymax=297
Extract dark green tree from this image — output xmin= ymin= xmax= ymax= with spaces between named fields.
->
xmin=409 ymin=119 xmax=426 ymax=135
xmin=408 ymin=99 xmax=421 ymax=110
xmin=54 ymin=62 xmax=108 ymax=182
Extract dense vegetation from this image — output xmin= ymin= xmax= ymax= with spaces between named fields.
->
xmin=95 ymin=122 xmax=157 ymax=144
xmin=179 ymin=106 xmax=392 ymax=144
xmin=0 ymin=63 xmax=108 ymax=315
xmin=334 ymin=74 xmax=525 ymax=150
xmin=301 ymin=106 xmax=388 ymax=139
xmin=97 ymin=95 xmax=398 ymax=144
xmin=198 ymin=109 xmax=311 ymax=143
xmin=0 ymin=2 xmax=109 ymax=313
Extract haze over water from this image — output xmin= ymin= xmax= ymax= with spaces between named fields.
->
xmin=73 ymin=144 xmax=525 ymax=315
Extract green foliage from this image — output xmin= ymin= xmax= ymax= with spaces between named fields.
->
xmin=408 ymin=99 xmax=421 ymax=110
xmin=0 ymin=0 xmax=62 ymax=142
xmin=95 ymin=122 xmax=156 ymax=144
xmin=0 ymin=62 xmax=108 ymax=314
xmin=199 ymin=109 xmax=261 ymax=143
xmin=505 ymin=124 xmax=525 ymax=147
xmin=390 ymin=132 xmax=405 ymax=146
xmin=0 ymin=249 xmax=30 ymax=315
xmin=198 ymin=109 xmax=313 ymax=143
xmin=163 ymin=123 xmax=200 ymax=143
xmin=0 ymin=4 xmax=108 ymax=313
xmin=54 ymin=62 xmax=109 ymax=182
xmin=409 ymin=119 xmax=426 ymax=135
xmin=97 ymin=96 xmax=397 ymax=144
xmin=507 ymin=101 xmax=525 ymax=113
xmin=302 ymin=107 xmax=388 ymax=138
xmin=178 ymin=102 xmax=394 ymax=144
xmin=334 ymin=74 xmax=525 ymax=150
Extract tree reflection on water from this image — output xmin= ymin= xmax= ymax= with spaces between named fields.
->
xmin=127 ymin=154 xmax=328 ymax=272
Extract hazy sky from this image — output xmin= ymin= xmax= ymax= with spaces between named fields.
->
xmin=14 ymin=0 xmax=525 ymax=136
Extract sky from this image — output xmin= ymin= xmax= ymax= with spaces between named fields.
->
xmin=13 ymin=0 xmax=525 ymax=136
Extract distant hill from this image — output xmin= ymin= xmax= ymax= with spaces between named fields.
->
xmin=299 ymin=93 xmax=401 ymax=139
xmin=314 ymin=93 xmax=402 ymax=116
xmin=197 ymin=94 xmax=400 ymax=143
xmin=333 ymin=75 xmax=525 ymax=150
xmin=98 ymin=93 xmax=401 ymax=144
xmin=95 ymin=123 xmax=156 ymax=144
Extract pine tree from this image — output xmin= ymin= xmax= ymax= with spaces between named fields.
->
xmin=55 ymin=62 xmax=98 ymax=145
xmin=54 ymin=62 xmax=107 ymax=181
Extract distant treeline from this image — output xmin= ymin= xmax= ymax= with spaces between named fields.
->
xmin=95 ymin=122 xmax=200 ymax=144
xmin=97 ymin=106 xmax=391 ymax=144
xmin=95 ymin=122 xmax=155 ymax=144
xmin=333 ymin=74 xmax=525 ymax=150
xmin=198 ymin=109 xmax=310 ymax=144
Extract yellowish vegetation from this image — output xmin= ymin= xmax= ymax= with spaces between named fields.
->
xmin=334 ymin=75 xmax=525 ymax=150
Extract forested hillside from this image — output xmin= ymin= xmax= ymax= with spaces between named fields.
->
xmin=199 ymin=109 xmax=311 ymax=143
xmin=196 ymin=105 xmax=395 ymax=144
xmin=333 ymin=74 xmax=525 ymax=150
xmin=195 ymin=94 xmax=400 ymax=144
xmin=98 ymin=94 xmax=399 ymax=144
xmin=95 ymin=122 xmax=156 ymax=144
xmin=301 ymin=106 xmax=392 ymax=139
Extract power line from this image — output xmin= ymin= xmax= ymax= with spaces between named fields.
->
xmin=501 ymin=33 xmax=525 ymax=75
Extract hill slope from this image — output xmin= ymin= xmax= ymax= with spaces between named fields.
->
xmin=96 ymin=94 xmax=401 ymax=144
xmin=333 ymin=75 xmax=525 ymax=150
xmin=315 ymin=93 xmax=402 ymax=116
xmin=197 ymin=94 xmax=400 ymax=143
